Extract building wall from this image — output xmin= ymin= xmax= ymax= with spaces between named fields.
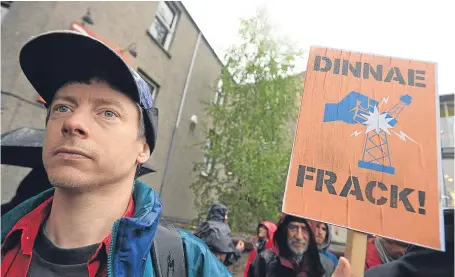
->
xmin=1 ymin=1 xmax=223 ymax=222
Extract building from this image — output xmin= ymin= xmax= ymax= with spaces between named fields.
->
xmin=1 ymin=1 xmax=223 ymax=223
xmin=440 ymin=93 xmax=454 ymax=207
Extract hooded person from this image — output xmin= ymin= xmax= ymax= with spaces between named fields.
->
xmin=364 ymin=236 xmax=409 ymax=269
xmin=193 ymin=218 xmax=237 ymax=265
xmin=365 ymin=208 xmax=454 ymax=277
xmin=194 ymin=203 xmax=244 ymax=267
xmin=247 ymin=215 xmax=335 ymax=277
xmin=243 ymin=221 xmax=278 ymax=277
xmin=312 ymin=221 xmax=338 ymax=267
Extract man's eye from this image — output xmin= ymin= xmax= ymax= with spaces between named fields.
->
xmin=55 ymin=105 xmax=70 ymax=113
xmin=103 ymin=110 xmax=117 ymax=118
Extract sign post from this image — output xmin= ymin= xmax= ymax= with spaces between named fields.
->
xmin=344 ymin=230 xmax=367 ymax=277
xmin=282 ymin=46 xmax=444 ymax=275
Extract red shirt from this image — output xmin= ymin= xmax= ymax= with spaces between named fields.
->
xmin=1 ymin=196 xmax=135 ymax=277
xmin=365 ymin=237 xmax=382 ymax=270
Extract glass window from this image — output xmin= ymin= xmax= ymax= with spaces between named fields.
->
xmin=442 ymin=158 xmax=454 ymax=208
xmin=440 ymin=96 xmax=454 ymax=148
xmin=1 ymin=2 xmax=11 ymax=24
xmin=137 ymin=69 xmax=159 ymax=101
xmin=149 ymin=18 xmax=169 ymax=46
xmin=157 ymin=2 xmax=175 ymax=27
xmin=149 ymin=2 xmax=178 ymax=50
xmin=214 ymin=79 xmax=225 ymax=106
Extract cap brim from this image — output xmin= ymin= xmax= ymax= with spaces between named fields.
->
xmin=19 ymin=31 xmax=139 ymax=104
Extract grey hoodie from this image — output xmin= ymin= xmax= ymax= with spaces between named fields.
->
xmin=317 ymin=223 xmax=339 ymax=267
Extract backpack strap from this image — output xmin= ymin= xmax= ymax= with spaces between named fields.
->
xmin=151 ymin=220 xmax=187 ymax=277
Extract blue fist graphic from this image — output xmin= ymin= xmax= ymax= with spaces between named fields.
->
xmin=323 ymin=91 xmax=379 ymax=124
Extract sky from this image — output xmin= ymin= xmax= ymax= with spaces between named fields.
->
xmin=183 ymin=0 xmax=454 ymax=95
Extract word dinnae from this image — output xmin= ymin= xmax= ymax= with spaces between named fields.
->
xmin=314 ymin=55 xmax=426 ymax=88
xmin=296 ymin=165 xmax=426 ymax=215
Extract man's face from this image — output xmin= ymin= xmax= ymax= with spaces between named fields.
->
xmin=286 ymin=221 xmax=309 ymax=256
xmin=383 ymin=239 xmax=409 ymax=260
xmin=258 ymin=226 xmax=268 ymax=239
xmin=315 ymin=223 xmax=327 ymax=247
xmin=42 ymin=81 xmax=150 ymax=190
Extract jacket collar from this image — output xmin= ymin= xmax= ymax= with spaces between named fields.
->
xmin=1 ymin=180 xmax=162 ymax=249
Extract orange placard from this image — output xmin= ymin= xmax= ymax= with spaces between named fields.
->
xmin=283 ymin=47 xmax=445 ymax=250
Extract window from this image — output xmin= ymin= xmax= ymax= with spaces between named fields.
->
xmin=148 ymin=1 xmax=179 ymax=50
xmin=442 ymin=158 xmax=454 ymax=208
xmin=214 ymin=79 xmax=225 ymax=106
xmin=440 ymin=96 xmax=454 ymax=148
xmin=1 ymin=2 xmax=12 ymax=24
xmin=137 ymin=68 xmax=159 ymax=102
xmin=201 ymin=130 xmax=215 ymax=177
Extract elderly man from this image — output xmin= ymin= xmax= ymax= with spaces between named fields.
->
xmin=1 ymin=31 xmax=230 ymax=277
xmin=247 ymin=215 xmax=336 ymax=277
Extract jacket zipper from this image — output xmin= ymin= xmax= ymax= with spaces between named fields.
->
xmin=107 ymin=220 xmax=120 ymax=277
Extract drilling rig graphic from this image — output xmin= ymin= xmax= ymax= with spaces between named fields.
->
xmin=357 ymin=94 xmax=412 ymax=174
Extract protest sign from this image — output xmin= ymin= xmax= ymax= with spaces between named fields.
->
xmin=283 ymin=46 xmax=444 ymax=251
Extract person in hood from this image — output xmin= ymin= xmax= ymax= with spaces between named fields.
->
xmin=243 ymin=221 xmax=278 ymax=277
xmin=365 ymin=208 xmax=454 ymax=277
xmin=364 ymin=236 xmax=409 ymax=269
xmin=194 ymin=218 xmax=237 ymax=265
xmin=247 ymin=215 xmax=335 ymax=277
xmin=1 ymin=31 xmax=230 ymax=277
xmin=312 ymin=221 xmax=338 ymax=267
xmin=195 ymin=203 xmax=245 ymax=267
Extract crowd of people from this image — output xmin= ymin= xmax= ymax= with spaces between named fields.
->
xmin=1 ymin=30 xmax=453 ymax=277
xmin=193 ymin=203 xmax=454 ymax=277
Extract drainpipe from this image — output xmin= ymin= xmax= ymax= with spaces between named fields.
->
xmin=159 ymin=32 xmax=202 ymax=197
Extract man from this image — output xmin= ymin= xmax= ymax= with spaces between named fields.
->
xmin=194 ymin=203 xmax=245 ymax=267
xmin=193 ymin=218 xmax=237 ymax=265
xmin=247 ymin=215 xmax=335 ymax=277
xmin=313 ymin=221 xmax=338 ymax=267
xmin=243 ymin=221 xmax=277 ymax=277
xmin=365 ymin=235 xmax=409 ymax=269
xmin=1 ymin=31 xmax=230 ymax=276
xmin=365 ymin=208 xmax=454 ymax=277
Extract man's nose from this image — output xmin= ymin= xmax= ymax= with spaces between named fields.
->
xmin=294 ymin=229 xmax=304 ymax=240
xmin=61 ymin=109 xmax=89 ymax=138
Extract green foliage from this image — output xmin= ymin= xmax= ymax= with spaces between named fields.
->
xmin=191 ymin=9 xmax=303 ymax=232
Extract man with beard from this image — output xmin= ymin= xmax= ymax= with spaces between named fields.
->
xmin=247 ymin=215 xmax=335 ymax=277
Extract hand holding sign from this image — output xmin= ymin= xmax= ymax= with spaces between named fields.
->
xmin=331 ymin=257 xmax=351 ymax=277
xmin=323 ymin=91 xmax=379 ymax=124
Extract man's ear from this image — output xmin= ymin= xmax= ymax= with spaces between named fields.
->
xmin=137 ymin=141 xmax=150 ymax=164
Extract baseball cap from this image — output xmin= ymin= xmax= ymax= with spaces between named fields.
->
xmin=18 ymin=31 xmax=158 ymax=154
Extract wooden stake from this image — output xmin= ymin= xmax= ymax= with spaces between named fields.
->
xmin=344 ymin=230 xmax=368 ymax=277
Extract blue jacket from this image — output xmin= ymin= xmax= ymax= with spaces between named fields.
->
xmin=1 ymin=180 xmax=232 ymax=277
xmin=318 ymin=223 xmax=339 ymax=267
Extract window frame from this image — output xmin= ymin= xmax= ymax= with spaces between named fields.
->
xmin=148 ymin=1 xmax=179 ymax=50
xmin=214 ymin=78 xmax=225 ymax=106
xmin=137 ymin=68 xmax=159 ymax=102
xmin=201 ymin=130 xmax=216 ymax=177
xmin=1 ymin=1 xmax=12 ymax=24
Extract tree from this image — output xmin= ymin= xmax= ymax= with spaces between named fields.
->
xmin=191 ymin=9 xmax=303 ymax=232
